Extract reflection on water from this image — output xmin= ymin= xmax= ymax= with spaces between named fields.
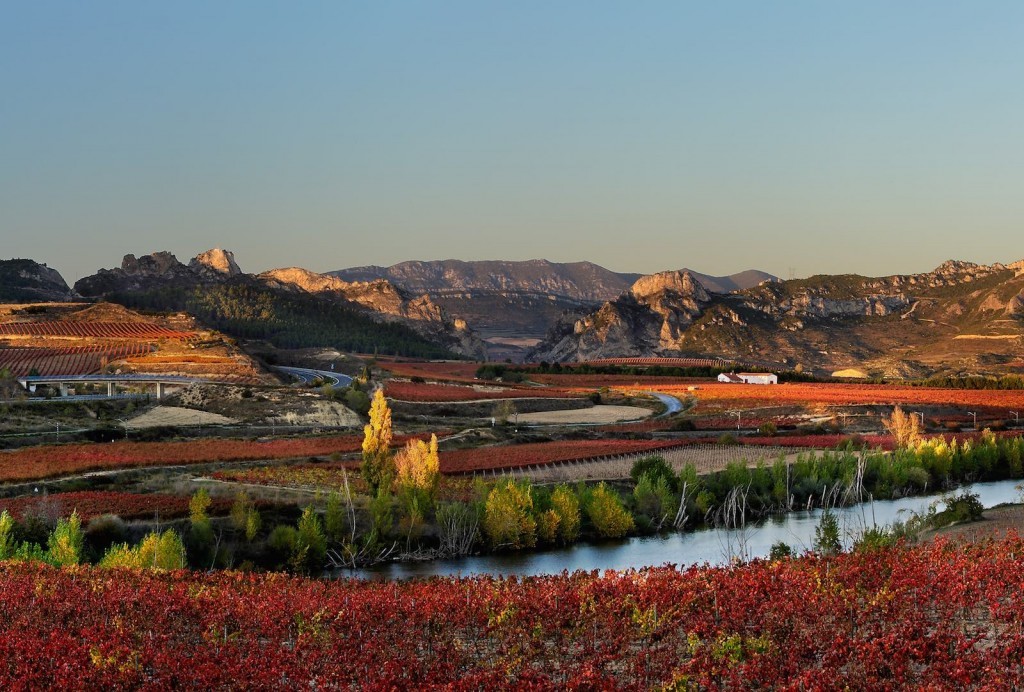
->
xmin=350 ymin=479 xmax=1022 ymax=581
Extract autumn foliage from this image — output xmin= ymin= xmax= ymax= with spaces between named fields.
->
xmin=1 ymin=536 xmax=1024 ymax=686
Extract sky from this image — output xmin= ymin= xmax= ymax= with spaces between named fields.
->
xmin=3 ymin=2 xmax=1023 ymax=284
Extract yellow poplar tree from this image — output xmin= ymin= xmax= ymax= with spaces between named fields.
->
xmin=361 ymin=389 xmax=394 ymax=493
xmin=395 ymin=434 xmax=440 ymax=500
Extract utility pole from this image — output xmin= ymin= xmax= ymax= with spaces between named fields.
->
xmin=967 ymin=411 xmax=977 ymax=430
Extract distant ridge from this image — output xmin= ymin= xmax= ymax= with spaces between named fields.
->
xmin=330 ymin=259 xmax=773 ymax=301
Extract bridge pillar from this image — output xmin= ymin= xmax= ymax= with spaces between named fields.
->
xmin=108 ymin=382 xmax=114 ymax=397
xmin=156 ymin=382 xmax=164 ymax=400
xmin=59 ymin=383 xmax=68 ymax=397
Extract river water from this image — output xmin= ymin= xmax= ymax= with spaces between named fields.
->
xmin=352 ymin=479 xmax=1022 ymax=580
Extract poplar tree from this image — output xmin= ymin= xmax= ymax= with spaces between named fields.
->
xmin=361 ymin=389 xmax=394 ymax=493
xmin=395 ymin=434 xmax=440 ymax=501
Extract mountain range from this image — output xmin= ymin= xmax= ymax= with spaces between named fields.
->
xmin=3 ymin=251 xmax=1023 ymax=377
xmin=331 ymin=260 xmax=775 ymax=358
xmin=527 ymin=260 xmax=1024 ymax=377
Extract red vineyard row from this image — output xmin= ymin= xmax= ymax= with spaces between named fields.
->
xmin=0 ymin=438 xmax=359 ymax=483
xmin=0 ymin=321 xmax=194 ymax=339
xmin=0 ymin=434 xmax=433 ymax=483
xmin=660 ymin=381 xmax=1024 ymax=409
xmin=384 ymin=380 xmax=582 ymax=402
xmin=377 ymin=360 xmax=482 ymax=382
xmin=2 ymin=536 xmax=1024 ymax=687
xmin=0 ymin=344 xmax=153 ymax=377
xmin=0 ymin=491 xmax=233 ymax=522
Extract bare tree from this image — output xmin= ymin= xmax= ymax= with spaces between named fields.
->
xmin=436 ymin=503 xmax=480 ymax=558
xmin=713 ymin=484 xmax=752 ymax=564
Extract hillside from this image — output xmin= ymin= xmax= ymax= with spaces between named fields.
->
xmin=529 ymin=260 xmax=1024 ymax=377
xmin=0 ymin=259 xmax=75 ymax=302
xmin=0 ymin=301 xmax=268 ymax=382
xmin=74 ymin=250 xmax=468 ymax=359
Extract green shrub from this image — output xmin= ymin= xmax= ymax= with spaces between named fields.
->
xmin=585 ymin=483 xmax=635 ymax=539
xmin=550 ymin=485 xmax=581 ymax=543
xmin=483 ymin=480 xmax=536 ymax=550
xmin=630 ymin=455 xmax=679 ymax=492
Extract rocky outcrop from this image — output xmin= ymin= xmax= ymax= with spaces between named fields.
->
xmin=530 ymin=271 xmax=714 ymax=361
xmin=259 ymin=267 xmax=486 ymax=359
xmin=0 ymin=259 xmax=75 ymax=302
xmin=259 ymin=267 xmax=350 ymax=294
xmin=189 ymin=248 xmax=242 ymax=278
xmin=529 ymin=259 xmax=1024 ymax=369
xmin=1007 ymin=291 xmax=1024 ymax=316
xmin=75 ymin=251 xmax=200 ymax=295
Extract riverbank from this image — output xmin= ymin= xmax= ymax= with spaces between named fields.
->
xmin=927 ymin=501 xmax=1024 ymax=543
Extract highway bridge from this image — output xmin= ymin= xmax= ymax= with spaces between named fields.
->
xmin=16 ymin=374 xmax=204 ymax=400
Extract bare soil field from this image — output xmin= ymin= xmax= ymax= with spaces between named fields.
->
xmin=513 ymin=405 xmax=653 ymax=425
xmin=126 ymin=406 xmax=238 ymax=430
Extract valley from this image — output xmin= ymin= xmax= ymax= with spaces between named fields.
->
xmin=3 ymin=250 xmax=1024 ymax=686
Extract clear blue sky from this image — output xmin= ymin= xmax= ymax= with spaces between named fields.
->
xmin=3 ymin=1 xmax=1023 ymax=283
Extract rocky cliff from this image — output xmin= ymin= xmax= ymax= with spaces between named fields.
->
xmin=0 ymin=259 xmax=76 ymax=302
xmin=189 ymin=248 xmax=242 ymax=278
xmin=529 ymin=260 xmax=1024 ymax=377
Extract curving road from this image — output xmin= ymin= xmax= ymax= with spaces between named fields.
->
xmin=649 ymin=392 xmax=685 ymax=417
xmin=274 ymin=366 xmax=353 ymax=390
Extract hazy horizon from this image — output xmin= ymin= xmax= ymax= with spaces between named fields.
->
xmin=4 ymin=2 xmax=1023 ymax=282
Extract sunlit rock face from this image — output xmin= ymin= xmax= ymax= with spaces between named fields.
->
xmin=189 ymin=249 xmax=242 ymax=277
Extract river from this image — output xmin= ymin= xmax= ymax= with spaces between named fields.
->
xmin=352 ymin=478 xmax=1023 ymax=580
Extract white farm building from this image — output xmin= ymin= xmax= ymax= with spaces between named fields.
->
xmin=717 ymin=372 xmax=778 ymax=385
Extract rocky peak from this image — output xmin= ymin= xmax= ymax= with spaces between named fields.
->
xmin=120 ymin=251 xmax=185 ymax=278
xmin=630 ymin=270 xmax=710 ymax=303
xmin=0 ymin=258 xmax=75 ymax=302
xmin=190 ymin=248 xmax=242 ymax=277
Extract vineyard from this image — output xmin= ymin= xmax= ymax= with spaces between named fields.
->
xmin=661 ymin=382 xmax=1024 ymax=410
xmin=583 ymin=356 xmax=731 ymax=368
xmin=440 ymin=439 xmax=688 ymax=474
xmin=0 ymin=321 xmax=194 ymax=339
xmin=503 ymin=444 xmax=802 ymax=483
xmin=2 ymin=536 xmax=1024 ymax=687
xmin=0 ymin=344 xmax=153 ymax=376
xmin=0 ymin=491 xmax=233 ymax=521
xmin=0 ymin=437 xmax=360 ymax=482
xmin=384 ymin=380 xmax=581 ymax=402
xmin=378 ymin=360 xmax=481 ymax=382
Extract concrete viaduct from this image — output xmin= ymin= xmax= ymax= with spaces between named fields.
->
xmin=16 ymin=375 xmax=203 ymax=400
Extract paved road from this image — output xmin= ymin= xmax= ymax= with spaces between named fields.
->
xmin=274 ymin=366 xmax=353 ymax=390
